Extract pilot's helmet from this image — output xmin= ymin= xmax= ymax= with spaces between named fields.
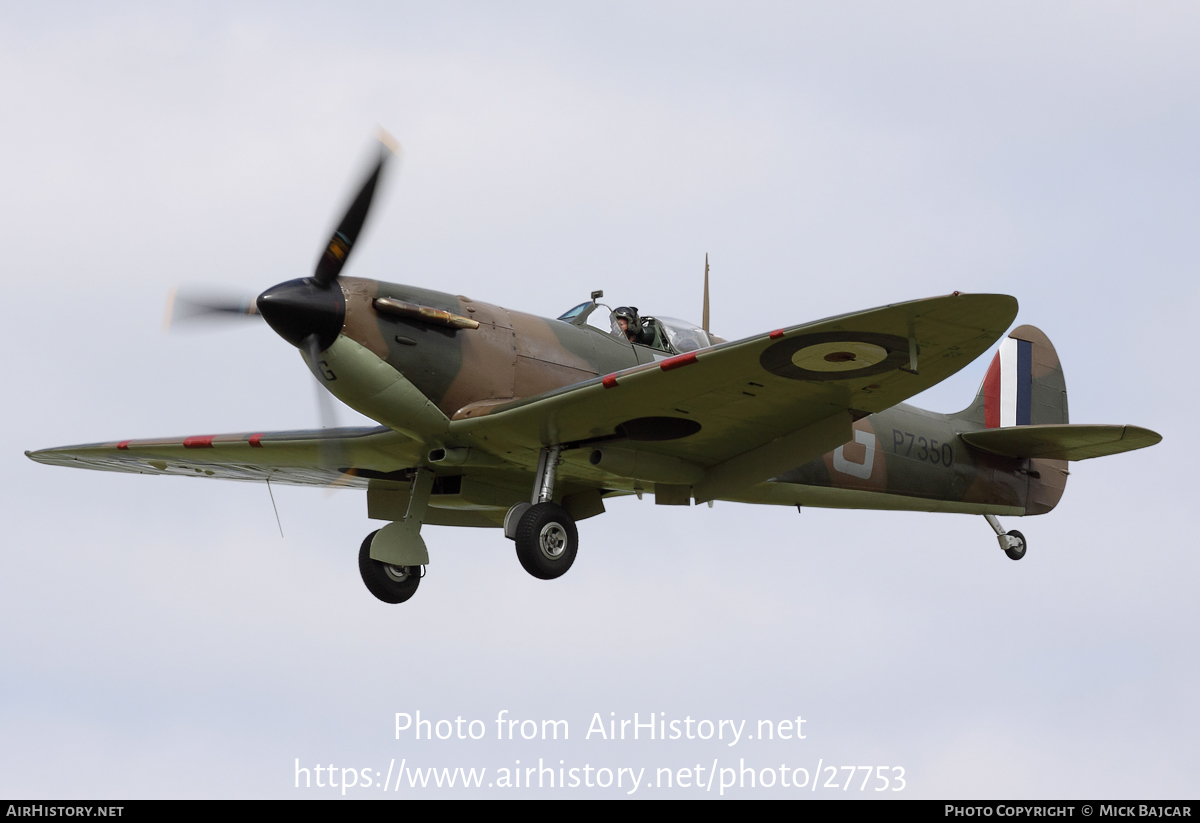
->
xmin=613 ymin=306 xmax=640 ymax=331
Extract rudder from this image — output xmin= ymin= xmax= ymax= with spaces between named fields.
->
xmin=957 ymin=325 xmax=1069 ymax=515
xmin=960 ymin=325 xmax=1068 ymax=429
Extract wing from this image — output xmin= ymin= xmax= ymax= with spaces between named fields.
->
xmin=25 ymin=426 xmax=425 ymax=489
xmin=452 ymin=293 xmax=1018 ymax=501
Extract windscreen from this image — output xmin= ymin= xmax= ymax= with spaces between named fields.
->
xmin=557 ymin=302 xmax=591 ymax=321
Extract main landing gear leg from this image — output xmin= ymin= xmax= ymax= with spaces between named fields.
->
xmin=360 ymin=468 xmax=433 ymax=603
xmin=505 ymin=445 xmax=578 ymax=580
xmin=984 ymin=514 xmax=1027 ymax=561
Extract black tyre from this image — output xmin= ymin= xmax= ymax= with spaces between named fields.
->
xmin=1004 ymin=529 xmax=1027 ymax=561
xmin=514 ymin=502 xmax=578 ymax=580
xmin=358 ymin=530 xmax=422 ymax=603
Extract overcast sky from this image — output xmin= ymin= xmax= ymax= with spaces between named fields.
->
xmin=2 ymin=1 xmax=1196 ymax=798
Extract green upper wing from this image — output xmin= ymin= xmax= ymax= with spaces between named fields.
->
xmin=453 ymin=293 xmax=1018 ymax=500
xmin=25 ymin=426 xmax=424 ymax=488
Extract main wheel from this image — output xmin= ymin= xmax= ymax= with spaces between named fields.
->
xmin=358 ymin=530 xmax=422 ymax=603
xmin=1004 ymin=529 xmax=1027 ymax=561
xmin=514 ymin=502 xmax=578 ymax=580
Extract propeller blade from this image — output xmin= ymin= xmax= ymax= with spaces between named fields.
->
xmin=312 ymin=369 xmax=342 ymax=432
xmin=300 ymin=334 xmax=339 ymax=424
xmin=311 ymin=131 xmax=399 ymax=288
xmin=301 ymin=333 xmax=352 ymax=487
xmin=164 ymin=289 xmax=261 ymax=330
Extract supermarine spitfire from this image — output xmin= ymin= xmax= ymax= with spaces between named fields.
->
xmin=26 ymin=136 xmax=1162 ymax=604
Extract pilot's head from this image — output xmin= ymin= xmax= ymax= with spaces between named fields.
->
xmin=614 ymin=306 xmax=639 ymax=342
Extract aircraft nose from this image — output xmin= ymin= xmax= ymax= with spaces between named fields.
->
xmin=256 ymin=278 xmax=346 ymax=349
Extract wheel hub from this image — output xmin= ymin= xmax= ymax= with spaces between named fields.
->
xmin=538 ymin=523 xmax=568 ymax=560
xmin=383 ymin=564 xmax=411 ymax=582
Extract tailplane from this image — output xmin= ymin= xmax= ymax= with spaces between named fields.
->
xmin=961 ymin=424 xmax=1161 ymax=461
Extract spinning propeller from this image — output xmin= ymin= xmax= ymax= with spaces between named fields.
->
xmin=164 ymin=290 xmax=259 ymax=326
xmin=164 ymin=131 xmax=399 ymax=480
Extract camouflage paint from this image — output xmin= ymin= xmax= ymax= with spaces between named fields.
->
xmin=339 ymin=277 xmax=642 ymax=419
xmin=27 ymin=284 xmax=1156 ymax=527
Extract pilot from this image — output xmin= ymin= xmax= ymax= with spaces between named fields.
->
xmin=613 ymin=306 xmax=640 ymax=344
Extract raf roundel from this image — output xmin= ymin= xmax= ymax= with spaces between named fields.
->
xmin=792 ymin=341 xmax=889 ymax=372
xmin=759 ymin=331 xmax=913 ymax=381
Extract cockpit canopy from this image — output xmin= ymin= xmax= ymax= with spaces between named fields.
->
xmin=557 ymin=302 xmax=715 ymax=354
xmin=654 ymin=317 xmax=712 ymax=353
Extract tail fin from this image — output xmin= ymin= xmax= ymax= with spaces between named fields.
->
xmin=956 ymin=324 xmax=1161 ymax=515
xmin=958 ymin=325 xmax=1068 ymax=428
xmin=957 ymin=325 xmax=1069 ymax=515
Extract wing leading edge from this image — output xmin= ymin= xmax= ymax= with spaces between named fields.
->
xmin=25 ymin=426 xmax=425 ymax=489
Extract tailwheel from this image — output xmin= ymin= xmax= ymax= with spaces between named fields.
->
xmin=358 ymin=530 xmax=422 ymax=603
xmin=1004 ymin=529 xmax=1027 ymax=561
xmin=984 ymin=514 xmax=1028 ymax=562
xmin=514 ymin=502 xmax=578 ymax=580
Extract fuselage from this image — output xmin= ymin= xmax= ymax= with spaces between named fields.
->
xmin=293 ymin=277 xmax=1065 ymax=518
xmin=752 ymin=403 xmax=1066 ymax=516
